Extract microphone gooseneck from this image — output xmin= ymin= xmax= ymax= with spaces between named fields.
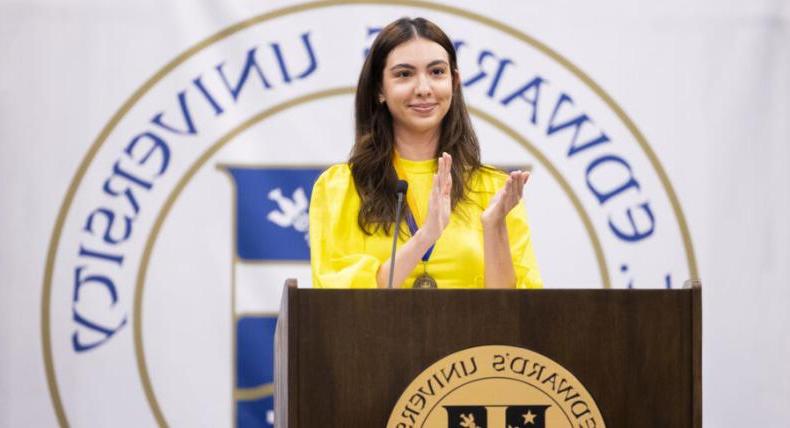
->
xmin=388 ymin=180 xmax=409 ymax=289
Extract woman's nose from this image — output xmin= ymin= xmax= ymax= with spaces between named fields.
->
xmin=415 ymin=73 xmax=432 ymax=97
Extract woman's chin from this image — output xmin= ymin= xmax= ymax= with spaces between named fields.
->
xmin=402 ymin=116 xmax=442 ymax=134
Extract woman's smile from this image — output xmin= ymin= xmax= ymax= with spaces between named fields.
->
xmin=409 ymin=102 xmax=438 ymax=114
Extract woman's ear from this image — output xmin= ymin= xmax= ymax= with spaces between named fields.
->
xmin=452 ymin=69 xmax=461 ymax=89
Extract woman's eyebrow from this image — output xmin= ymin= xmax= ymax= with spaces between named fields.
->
xmin=390 ymin=63 xmax=416 ymax=71
xmin=389 ymin=59 xmax=449 ymax=71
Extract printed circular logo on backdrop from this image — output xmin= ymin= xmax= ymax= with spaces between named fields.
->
xmin=41 ymin=0 xmax=698 ymax=426
xmin=388 ymin=345 xmax=605 ymax=428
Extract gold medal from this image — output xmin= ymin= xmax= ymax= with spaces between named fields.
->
xmin=413 ymin=273 xmax=437 ymax=289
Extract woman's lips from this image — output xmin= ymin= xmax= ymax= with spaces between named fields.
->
xmin=410 ymin=103 xmax=438 ymax=113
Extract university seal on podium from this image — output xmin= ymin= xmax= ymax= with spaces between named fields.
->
xmin=388 ymin=345 xmax=605 ymax=428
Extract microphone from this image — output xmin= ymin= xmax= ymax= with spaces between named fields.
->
xmin=388 ymin=180 xmax=408 ymax=289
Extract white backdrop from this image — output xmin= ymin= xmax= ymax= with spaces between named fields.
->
xmin=1 ymin=0 xmax=788 ymax=426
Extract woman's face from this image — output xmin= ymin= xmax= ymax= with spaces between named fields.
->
xmin=380 ymin=37 xmax=454 ymax=136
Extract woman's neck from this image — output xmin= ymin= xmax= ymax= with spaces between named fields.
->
xmin=393 ymin=126 xmax=440 ymax=161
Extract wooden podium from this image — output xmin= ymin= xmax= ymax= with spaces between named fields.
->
xmin=275 ymin=280 xmax=701 ymax=427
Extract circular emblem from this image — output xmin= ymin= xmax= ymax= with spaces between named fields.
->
xmin=388 ymin=345 xmax=605 ymax=427
xmin=41 ymin=1 xmax=696 ymax=425
xmin=414 ymin=273 xmax=439 ymax=289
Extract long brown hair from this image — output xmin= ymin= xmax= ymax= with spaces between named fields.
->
xmin=350 ymin=17 xmax=482 ymax=235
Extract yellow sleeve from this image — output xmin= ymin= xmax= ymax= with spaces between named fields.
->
xmin=507 ymin=202 xmax=543 ymax=289
xmin=309 ymin=164 xmax=381 ymax=289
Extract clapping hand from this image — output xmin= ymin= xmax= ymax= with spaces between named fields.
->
xmin=481 ymin=170 xmax=530 ymax=227
xmin=420 ymin=152 xmax=453 ymax=243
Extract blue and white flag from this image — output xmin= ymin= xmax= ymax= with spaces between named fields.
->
xmin=225 ymin=166 xmax=323 ymax=427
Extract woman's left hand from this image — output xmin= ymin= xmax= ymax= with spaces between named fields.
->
xmin=481 ymin=170 xmax=530 ymax=227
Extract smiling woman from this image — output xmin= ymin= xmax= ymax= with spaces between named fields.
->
xmin=381 ymin=39 xmax=453 ymax=144
xmin=308 ymin=17 xmax=542 ymax=290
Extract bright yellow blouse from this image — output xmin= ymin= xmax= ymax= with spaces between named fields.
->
xmin=309 ymin=159 xmax=543 ymax=289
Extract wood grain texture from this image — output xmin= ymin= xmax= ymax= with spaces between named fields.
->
xmin=275 ymin=287 xmax=702 ymax=428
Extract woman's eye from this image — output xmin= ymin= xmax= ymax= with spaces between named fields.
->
xmin=432 ymin=68 xmax=446 ymax=76
xmin=396 ymin=70 xmax=411 ymax=78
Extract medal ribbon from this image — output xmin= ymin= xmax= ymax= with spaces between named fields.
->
xmin=405 ymin=212 xmax=435 ymax=262
xmin=393 ymin=151 xmax=436 ymax=263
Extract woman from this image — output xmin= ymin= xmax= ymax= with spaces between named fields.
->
xmin=309 ymin=17 xmax=542 ymax=289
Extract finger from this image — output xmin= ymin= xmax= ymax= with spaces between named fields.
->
xmin=510 ymin=171 xmax=520 ymax=189
xmin=432 ymin=173 xmax=440 ymax=194
xmin=502 ymin=176 xmax=514 ymax=204
xmin=436 ymin=157 xmax=445 ymax=191
xmin=522 ymin=172 xmax=530 ymax=194
xmin=510 ymin=172 xmax=522 ymax=204
xmin=442 ymin=153 xmax=452 ymax=194
xmin=515 ymin=180 xmax=525 ymax=203
xmin=512 ymin=171 xmax=525 ymax=197
xmin=520 ymin=170 xmax=528 ymax=184
xmin=518 ymin=171 xmax=530 ymax=197
xmin=523 ymin=171 xmax=531 ymax=185
xmin=508 ymin=176 xmax=519 ymax=206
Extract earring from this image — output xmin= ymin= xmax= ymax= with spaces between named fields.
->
xmin=378 ymin=97 xmax=385 ymax=104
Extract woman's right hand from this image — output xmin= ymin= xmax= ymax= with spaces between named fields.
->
xmin=418 ymin=152 xmax=452 ymax=244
